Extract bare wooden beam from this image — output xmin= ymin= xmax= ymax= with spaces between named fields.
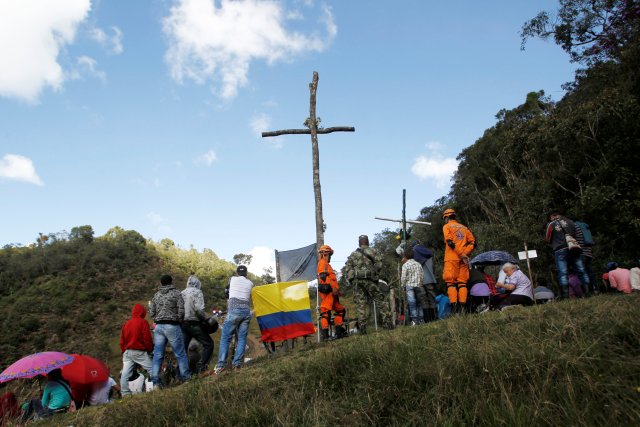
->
xmin=261 ymin=126 xmax=355 ymax=138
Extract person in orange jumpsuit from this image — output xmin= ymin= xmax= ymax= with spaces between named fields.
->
xmin=442 ymin=208 xmax=476 ymax=314
xmin=317 ymin=245 xmax=346 ymax=340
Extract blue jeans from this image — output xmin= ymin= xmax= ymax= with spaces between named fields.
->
xmin=120 ymin=349 xmax=152 ymax=395
xmin=554 ymin=248 xmax=590 ymax=289
xmin=216 ymin=308 xmax=251 ymax=369
xmin=152 ymin=323 xmax=191 ymax=384
xmin=406 ymin=287 xmax=420 ymax=323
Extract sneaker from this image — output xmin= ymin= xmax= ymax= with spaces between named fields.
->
xmin=410 ymin=321 xmax=417 ymax=327
xmin=213 ymin=366 xmax=225 ymax=375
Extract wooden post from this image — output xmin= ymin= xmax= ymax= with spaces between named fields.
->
xmin=262 ymin=71 xmax=355 ymax=251
xmin=309 ymin=72 xmax=324 ymax=248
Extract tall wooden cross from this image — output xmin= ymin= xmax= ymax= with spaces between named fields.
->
xmin=262 ymin=71 xmax=355 ymax=249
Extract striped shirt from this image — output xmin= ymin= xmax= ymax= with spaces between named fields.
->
xmin=573 ymin=221 xmax=593 ymax=258
xmin=402 ymin=259 xmax=423 ymax=288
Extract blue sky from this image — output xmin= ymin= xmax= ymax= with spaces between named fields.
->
xmin=0 ymin=0 xmax=576 ymax=273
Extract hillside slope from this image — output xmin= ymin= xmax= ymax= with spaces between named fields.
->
xmin=59 ymin=295 xmax=640 ymax=426
xmin=0 ymin=227 xmax=237 ymax=370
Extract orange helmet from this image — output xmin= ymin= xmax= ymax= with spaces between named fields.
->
xmin=442 ymin=208 xmax=456 ymax=219
xmin=319 ymin=244 xmax=334 ymax=255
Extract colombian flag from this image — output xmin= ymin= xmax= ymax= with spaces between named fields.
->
xmin=252 ymin=281 xmax=315 ymax=342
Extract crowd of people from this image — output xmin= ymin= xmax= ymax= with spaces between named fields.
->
xmin=316 ymin=208 xmax=639 ymax=335
xmin=2 ymin=207 xmax=638 ymax=423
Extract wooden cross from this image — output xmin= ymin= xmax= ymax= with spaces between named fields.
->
xmin=262 ymin=71 xmax=355 ymax=249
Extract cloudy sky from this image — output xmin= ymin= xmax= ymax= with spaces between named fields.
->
xmin=0 ymin=0 xmax=575 ymax=274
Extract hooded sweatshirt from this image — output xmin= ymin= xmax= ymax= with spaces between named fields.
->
xmin=182 ymin=275 xmax=206 ymax=322
xmin=120 ymin=304 xmax=153 ymax=353
xmin=149 ymin=285 xmax=185 ymax=324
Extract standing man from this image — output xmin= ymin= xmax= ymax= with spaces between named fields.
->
xmin=215 ymin=265 xmax=254 ymax=374
xmin=345 ymin=235 xmax=393 ymax=333
xmin=149 ymin=275 xmax=191 ymax=386
xmin=317 ymin=245 xmax=346 ymax=340
xmin=119 ymin=303 xmax=153 ymax=396
xmin=574 ymin=221 xmax=596 ymax=295
xmin=412 ymin=241 xmax=438 ymax=322
xmin=181 ymin=274 xmax=214 ymax=374
xmin=442 ymin=208 xmax=476 ymax=314
xmin=401 ymin=247 xmax=426 ymax=325
xmin=545 ymin=211 xmax=590 ymax=299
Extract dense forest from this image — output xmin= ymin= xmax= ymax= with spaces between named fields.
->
xmin=0 ymin=225 xmax=257 ymax=367
xmin=371 ymin=0 xmax=640 ymax=285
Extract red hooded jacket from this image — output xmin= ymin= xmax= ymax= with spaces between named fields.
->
xmin=120 ymin=304 xmax=153 ymax=353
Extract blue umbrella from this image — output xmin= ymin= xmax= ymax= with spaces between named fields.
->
xmin=470 ymin=250 xmax=518 ymax=266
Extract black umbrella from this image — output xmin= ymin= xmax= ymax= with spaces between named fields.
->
xmin=470 ymin=250 xmax=518 ymax=266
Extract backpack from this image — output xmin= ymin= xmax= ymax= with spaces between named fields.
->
xmin=575 ymin=221 xmax=595 ymax=246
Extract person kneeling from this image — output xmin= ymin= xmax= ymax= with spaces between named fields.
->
xmin=496 ymin=263 xmax=534 ymax=308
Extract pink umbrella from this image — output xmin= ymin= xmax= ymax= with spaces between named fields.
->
xmin=0 ymin=352 xmax=74 ymax=383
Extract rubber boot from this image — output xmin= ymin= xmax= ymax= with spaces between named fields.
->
xmin=430 ymin=308 xmax=438 ymax=321
xmin=335 ymin=325 xmax=346 ymax=339
xmin=451 ymin=303 xmax=459 ymax=315
xmin=321 ymin=328 xmax=330 ymax=341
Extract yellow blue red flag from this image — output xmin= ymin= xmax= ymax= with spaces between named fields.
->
xmin=252 ymin=281 xmax=315 ymax=342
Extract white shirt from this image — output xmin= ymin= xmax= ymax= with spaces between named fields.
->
xmin=630 ymin=267 xmax=640 ymax=291
xmin=88 ymin=377 xmax=116 ymax=405
xmin=228 ymin=276 xmax=254 ymax=301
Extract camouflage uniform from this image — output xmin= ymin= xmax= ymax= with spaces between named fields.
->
xmin=344 ymin=245 xmax=393 ymax=332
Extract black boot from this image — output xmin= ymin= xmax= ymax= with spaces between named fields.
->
xmin=430 ymin=308 xmax=439 ymax=321
xmin=321 ymin=328 xmax=330 ymax=341
xmin=451 ymin=303 xmax=459 ymax=315
xmin=335 ymin=325 xmax=346 ymax=339
xmin=560 ymin=286 xmax=569 ymax=300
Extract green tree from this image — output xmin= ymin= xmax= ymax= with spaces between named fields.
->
xmin=69 ymin=225 xmax=95 ymax=243
xmin=521 ymin=0 xmax=640 ymax=64
xmin=233 ymin=253 xmax=253 ymax=266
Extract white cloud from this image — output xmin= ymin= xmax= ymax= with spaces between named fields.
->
xmin=411 ymin=155 xmax=459 ymax=189
xmin=425 ymin=141 xmax=444 ymax=151
xmin=90 ymin=26 xmax=123 ymax=54
xmin=250 ymin=113 xmax=271 ymax=136
xmin=73 ymin=56 xmax=107 ymax=82
xmin=0 ymin=154 xmax=44 ymax=186
xmin=247 ymin=246 xmax=276 ymax=276
xmin=251 ymin=113 xmax=282 ymax=148
xmin=162 ymin=0 xmax=337 ymax=100
xmin=0 ymin=0 xmax=91 ymax=103
xmin=195 ymin=149 xmax=217 ymax=166
xmin=147 ymin=212 xmax=171 ymax=234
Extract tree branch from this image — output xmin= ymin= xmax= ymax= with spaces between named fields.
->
xmin=261 ymin=127 xmax=355 ymax=138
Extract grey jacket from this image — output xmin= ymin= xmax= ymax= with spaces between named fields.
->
xmin=182 ymin=276 xmax=206 ymax=322
xmin=149 ymin=285 xmax=184 ymax=324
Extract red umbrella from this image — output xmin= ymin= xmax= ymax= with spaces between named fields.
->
xmin=60 ymin=354 xmax=109 ymax=384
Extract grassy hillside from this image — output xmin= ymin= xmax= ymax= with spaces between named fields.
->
xmin=0 ymin=226 xmax=238 ymax=371
xmin=55 ymin=295 xmax=640 ymax=426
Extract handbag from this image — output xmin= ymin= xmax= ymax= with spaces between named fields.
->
xmin=558 ymin=221 xmax=582 ymax=253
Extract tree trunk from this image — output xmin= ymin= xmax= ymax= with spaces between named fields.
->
xmin=309 ymin=71 xmax=324 ymax=249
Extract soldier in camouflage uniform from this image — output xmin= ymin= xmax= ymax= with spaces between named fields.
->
xmin=344 ymin=235 xmax=393 ymax=333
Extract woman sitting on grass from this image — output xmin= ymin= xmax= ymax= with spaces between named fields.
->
xmin=19 ymin=369 xmax=72 ymax=422
xmin=496 ymin=263 xmax=534 ymax=308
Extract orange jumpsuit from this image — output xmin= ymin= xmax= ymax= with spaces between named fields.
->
xmin=317 ymin=258 xmax=345 ymax=330
xmin=442 ymin=219 xmax=476 ymax=304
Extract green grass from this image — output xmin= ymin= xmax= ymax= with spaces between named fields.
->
xmin=53 ymin=295 xmax=640 ymax=426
